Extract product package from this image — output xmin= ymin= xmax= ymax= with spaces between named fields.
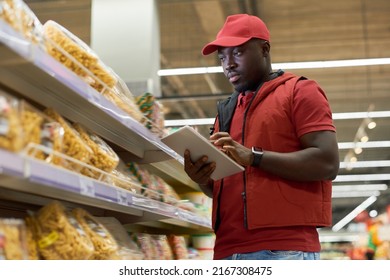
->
xmin=0 ymin=90 xmax=23 ymax=152
xmin=0 ymin=218 xmax=29 ymax=260
xmin=44 ymin=108 xmax=92 ymax=172
xmin=136 ymin=92 xmax=167 ymax=137
xmin=72 ymin=208 xmax=118 ymax=260
xmin=34 ymin=200 xmax=94 ymax=260
xmin=43 ymin=20 xmax=117 ymax=94
xmin=20 ymin=100 xmax=64 ymax=163
xmin=0 ymin=0 xmax=43 ymax=43
xmin=72 ymin=122 xmax=119 ymax=179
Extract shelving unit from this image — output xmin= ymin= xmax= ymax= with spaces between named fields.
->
xmin=0 ymin=20 xmax=211 ymax=234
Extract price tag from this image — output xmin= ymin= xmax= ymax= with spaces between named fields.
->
xmin=79 ymin=178 xmax=95 ymax=197
xmin=116 ymin=189 xmax=128 ymax=205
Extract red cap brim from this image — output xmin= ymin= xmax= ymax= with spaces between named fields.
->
xmin=201 ymin=36 xmax=252 ymax=55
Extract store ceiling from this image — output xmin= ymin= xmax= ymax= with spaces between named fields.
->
xmin=26 ymin=0 xmax=390 ymax=230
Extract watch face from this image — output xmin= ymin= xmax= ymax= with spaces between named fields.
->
xmin=252 ymin=147 xmax=263 ymax=154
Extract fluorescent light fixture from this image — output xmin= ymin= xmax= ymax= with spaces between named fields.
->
xmin=332 ymin=190 xmax=380 ymax=198
xmin=319 ymin=232 xmax=360 ymax=243
xmin=334 ymin=174 xmax=390 ymax=182
xmin=338 ymin=141 xmax=390 ymax=149
xmin=158 ymin=57 xmax=390 ymax=76
xmin=164 ymin=111 xmax=390 ymax=127
xmin=332 ymin=195 xmax=377 ymax=232
xmin=339 ymin=160 xmax=390 ymax=169
xmin=333 ymin=184 xmax=388 ymax=192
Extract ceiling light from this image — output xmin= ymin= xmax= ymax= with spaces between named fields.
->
xmin=332 ymin=184 xmax=388 ymax=192
xmin=339 ymin=160 xmax=390 ymax=169
xmin=158 ymin=57 xmax=390 ymax=76
xmin=334 ymin=174 xmax=390 ymax=182
xmin=163 ymin=111 xmax=390 ymax=127
xmin=354 ymin=147 xmax=363 ymax=154
xmin=367 ymin=120 xmax=377 ymax=129
xmin=338 ymin=141 xmax=390 ymax=149
xmin=332 ymin=190 xmax=380 ymax=198
xmin=332 ymin=195 xmax=377 ymax=232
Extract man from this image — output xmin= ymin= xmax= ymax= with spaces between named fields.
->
xmin=184 ymin=14 xmax=339 ymax=260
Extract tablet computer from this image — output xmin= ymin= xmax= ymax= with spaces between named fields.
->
xmin=161 ymin=126 xmax=245 ymax=180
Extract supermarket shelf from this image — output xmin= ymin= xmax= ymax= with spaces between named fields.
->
xmin=0 ymin=149 xmax=211 ymax=229
xmin=0 ymin=19 xmax=179 ymax=163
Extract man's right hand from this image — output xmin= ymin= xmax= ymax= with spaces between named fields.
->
xmin=184 ymin=149 xmax=216 ymax=183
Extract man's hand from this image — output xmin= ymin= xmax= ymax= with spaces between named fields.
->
xmin=210 ymin=132 xmax=253 ymax=166
xmin=183 ymin=149 xmax=216 ymax=185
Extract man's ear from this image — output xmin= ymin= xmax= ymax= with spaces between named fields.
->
xmin=262 ymin=41 xmax=270 ymax=57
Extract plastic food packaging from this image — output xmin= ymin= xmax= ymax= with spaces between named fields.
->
xmin=102 ymin=77 xmax=144 ymax=123
xmin=44 ymin=108 xmax=92 ymax=172
xmin=133 ymin=233 xmax=158 ymax=260
xmin=0 ymin=0 xmax=43 ymax=43
xmin=72 ymin=122 xmax=119 ymax=179
xmin=0 ymin=218 xmax=28 ymax=260
xmin=34 ymin=200 xmax=94 ymax=260
xmin=167 ymin=234 xmax=189 ymax=260
xmin=97 ymin=217 xmax=144 ymax=260
xmin=136 ymin=92 xmax=166 ymax=137
xmin=107 ymin=169 xmax=142 ymax=194
xmin=20 ymin=100 xmax=64 ymax=163
xmin=151 ymin=235 xmax=174 ymax=260
xmin=72 ymin=208 xmax=118 ymax=260
xmin=24 ymin=215 xmax=40 ymax=260
xmin=43 ymin=20 xmax=117 ymax=94
xmin=0 ymin=90 xmax=23 ymax=152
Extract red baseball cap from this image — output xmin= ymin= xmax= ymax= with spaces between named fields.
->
xmin=202 ymin=14 xmax=270 ymax=55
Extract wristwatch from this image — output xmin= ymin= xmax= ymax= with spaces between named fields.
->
xmin=251 ymin=147 xmax=264 ymax=167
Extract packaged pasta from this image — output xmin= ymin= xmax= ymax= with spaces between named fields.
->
xmin=0 ymin=0 xmax=43 ymax=43
xmin=20 ymin=101 xmax=64 ymax=162
xmin=97 ymin=217 xmax=144 ymax=260
xmin=72 ymin=123 xmax=119 ymax=179
xmin=107 ymin=169 xmax=142 ymax=194
xmin=34 ymin=200 xmax=94 ymax=260
xmin=72 ymin=208 xmax=118 ymax=260
xmin=151 ymin=235 xmax=174 ymax=260
xmin=43 ymin=20 xmax=117 ymax=93
xmin=24 ymin=215 xmax=40 ymax=260
xmin=102 ymin=80 xmax=144 ymax=123
xmin=0 ymin=90 xmax=23 ymax=152
xmin=0 ymin=218 xmax=28 ymax=260
xmin=44 ymin=108 xmax=92 ymax=172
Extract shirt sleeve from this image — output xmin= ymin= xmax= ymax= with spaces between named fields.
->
xmin=292 ymin=79 xmax=336 ymax=138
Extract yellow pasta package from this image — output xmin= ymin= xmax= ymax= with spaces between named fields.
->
xmin=0 ymin=218 xmax=28 ymax=260
xmin=34 ymin=200 xmax=94 ymax=260
xmin=20 ymin=100 xmax=64 ymax=163
xmin=72 ymin=123 xmax=119 ymax=179
xmin=0 ymin=0 xmax=43 ymax=43
xmin=72 ymin=208 xmax=118 ymax=260
xmin=43 ymin=20 xmax=117 ymax=93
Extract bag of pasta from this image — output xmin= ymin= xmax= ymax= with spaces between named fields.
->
xmin=0 ymin=90 xmax=23 ymax=152
xmin=72 ymin=208 xmax=118 ymax=260
xmin=72 ymin=123 xmax=119 ymax=179
xmin=44 ymin=108 xmax=92 ymax=172
xmin=43 ymin=20 xmax=117 ymax=94
xmin=34 ymin=200 xmax=94 ymax=260
xmin=20 ymin=101 xmax=64 ymax=163
xmin=0 ymin=0 xmax=43 ymax=43
xmin=0 ymin=218 xmax=28 ymax=260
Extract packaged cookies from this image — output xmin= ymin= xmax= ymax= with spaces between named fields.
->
xmin=34 ymin=200 xmax=94 ymax=260
xmin=72 ymin=208 xmax=118 ymax=260
xmin=43 ymin=20 xmax=117 ymax=93
xmin=0 ymin=0 xmax=43 ymax=43
xmin=72 ymin=123 xmax=119 ymax=179
xmin=0 ymin=90 xmax=23 ymax=152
